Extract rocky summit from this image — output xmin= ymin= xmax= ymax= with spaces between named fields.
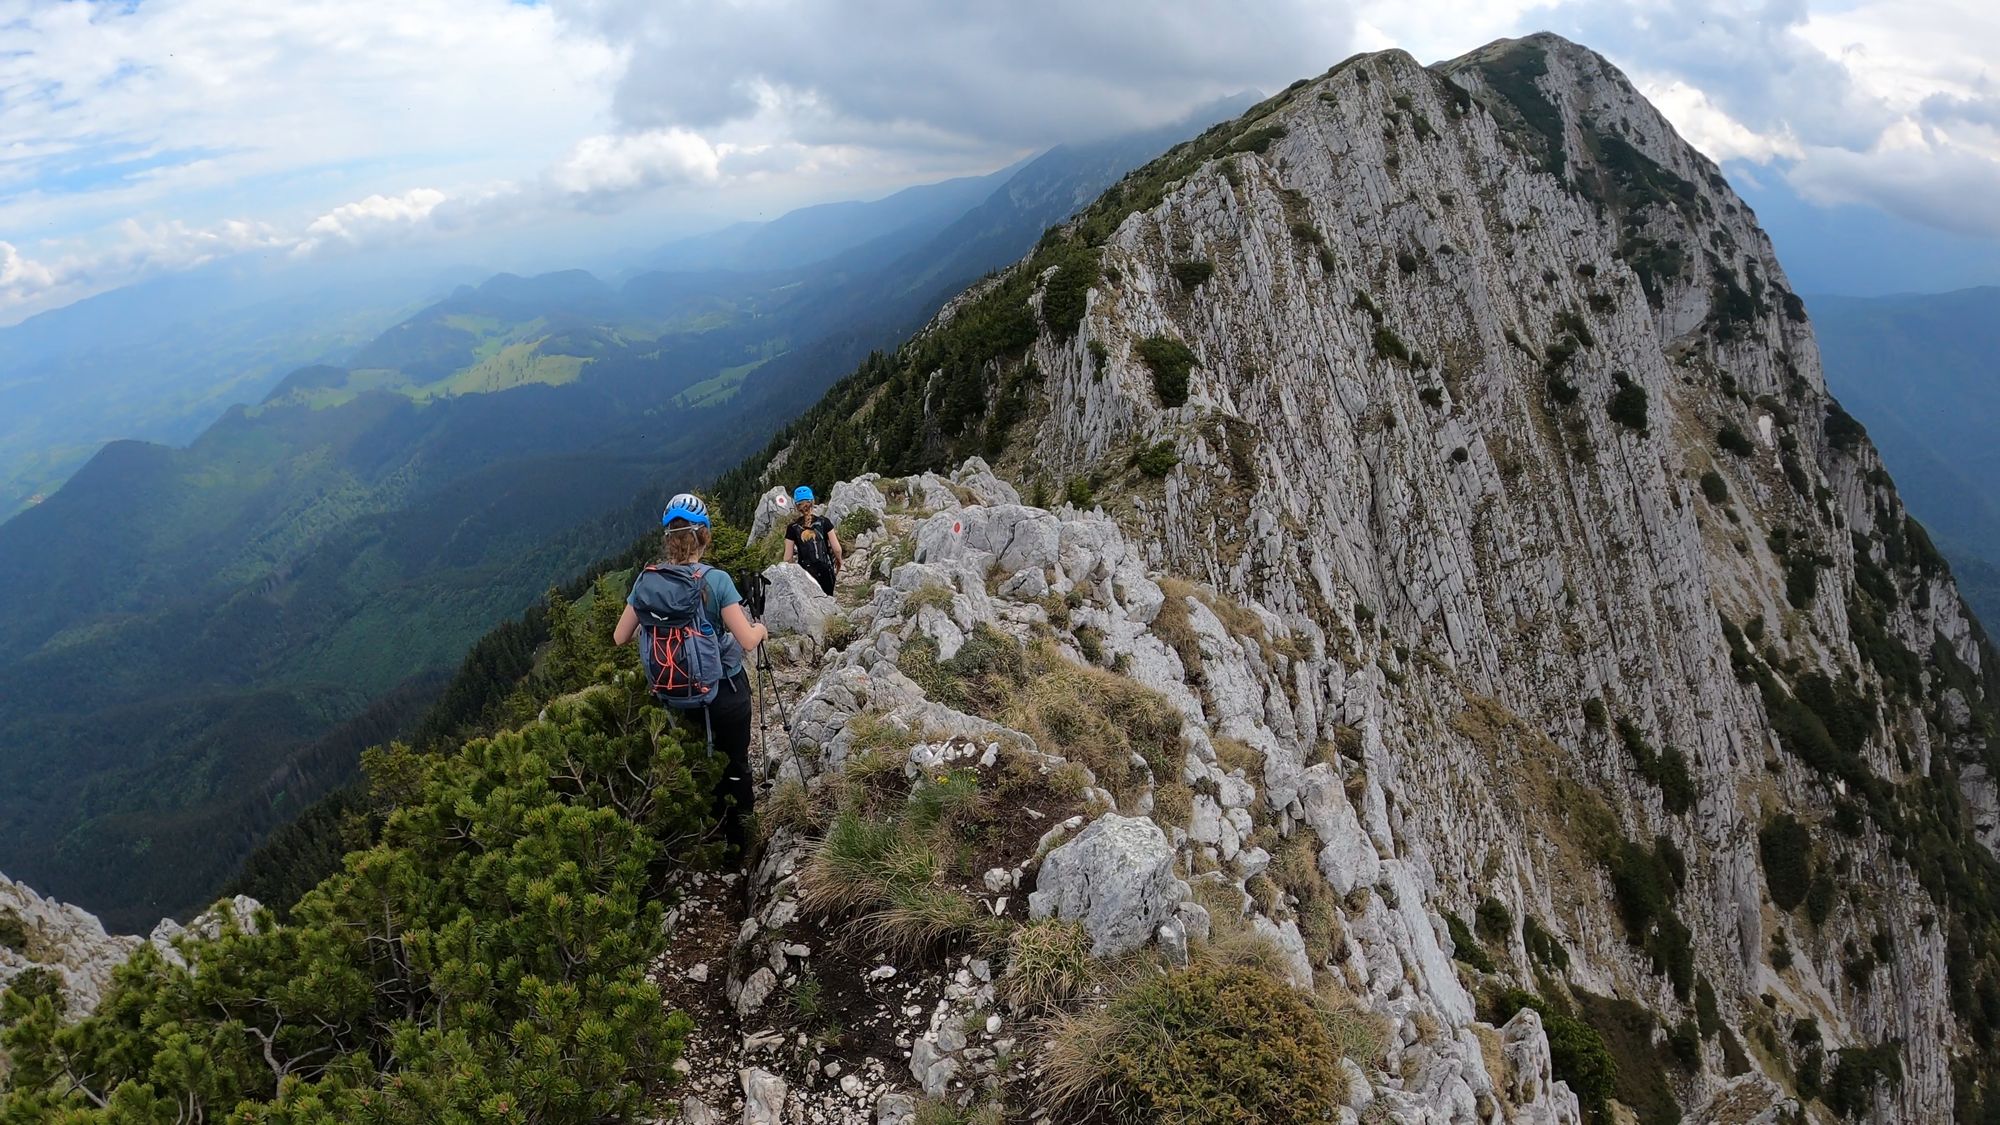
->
xmin=707 ymin=30 xmax=2000 ymax=1123
xmin=2 ymin=30 xmax=1996 ymax=1125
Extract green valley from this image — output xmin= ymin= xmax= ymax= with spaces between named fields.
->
xmin=0 ymin=108 xmax=1242 ymax=930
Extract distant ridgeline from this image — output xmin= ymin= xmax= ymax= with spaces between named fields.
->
xmin=0 ymin=104 xmax=1230 ymax=931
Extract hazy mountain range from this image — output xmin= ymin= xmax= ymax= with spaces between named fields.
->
xmin=1811 ymin=287 xmax=2000 ymax=625
xmin=0 ymin=98 xmax=1252 ymax=929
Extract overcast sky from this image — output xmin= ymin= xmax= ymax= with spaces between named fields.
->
xmin=2 ymin=0 xmax=1995 ymax=322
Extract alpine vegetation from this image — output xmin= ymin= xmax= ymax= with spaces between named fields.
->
xmin=5 ymin=30 xmax=1999 ymax=1125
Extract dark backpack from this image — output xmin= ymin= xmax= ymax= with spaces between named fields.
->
xmin=793 ymin=515 xmax=833 ymax=570
xmin=632 ymin=564 xmax=724 ymax=708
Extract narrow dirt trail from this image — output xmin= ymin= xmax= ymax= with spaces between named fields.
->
xmin=647 ymin=522 xmax=918 ymax=1123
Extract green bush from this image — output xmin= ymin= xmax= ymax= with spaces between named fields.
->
xmin=1042 ymin=245 xmax=1102 ymax=341
xmin=1717 ymin=424 xmax=1755 ymax=456
xmin=1700 ymin=470 xmax=1728 ymax=503
xmin=1134 ymin=441 xmax=1180 ymax=478
xmin=1825 ymin=1043 xmax=1904 ymax=1119
xmin=1524 ymin=915 xmax=1570 ymax=969
xmin=1476 ymin=898 xmax=1514 ymax=944
xmin=1137 ymin=336 xmax=1198 ymax=407
xmin=1615 ymin=718 xmax=1694 ymax=814
xmin=0 ymin=680 xmax=713 ymax=1121
xmin=1373 ymin=326 xmax=1411 ymax=363
xmin=1492 ymin=991 xmax=1617 ymax=1121
xmin=1607 ymin=373 xmax=1649 ymax=432
xmin=1760 ymin=813 xmax=1814 ymax=912
xmin=0 ymin=965 xmax=62 ymax=1007
xmin=1605 ymin=835 xmax=1695 ymax=997
xmin=1824 ymin=403 xmax=1867 ymax=452
xmin=1229 ymin=124 xmax=1288 ymax=154
xmin=1669 ymin=1018 xmax=1701 ymax=1069
xmin=1045 ymin=963 xmax=1342 ymax=1123
xmin=1446 ymin=912 xmax=1496 ymax=972
xmin=1695 ymin=975 xmax=1721 ymax=1038
xmin=1065 ymin=476 xmax=1096 ymax=508
xmin=838 ymin=507 xmax=882 ymax=539
xmin=1171 ymin=260 xmax=1215 ymax=290
xmin=0 ymin=909 xmax=27 ymax=954
xmin=1582 ymin=697 xmax=1608 ymax=727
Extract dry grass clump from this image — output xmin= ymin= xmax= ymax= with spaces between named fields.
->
xmin=914 ymin=1098 xmax=1003 ymax=1125
xmin=1151 ymin=780 xmax=1193 ymax=828
xmin=796 ymin=766 xmax=1005 ymax=954
xmin=1041 ymin=961 xmax=1345 ymax=1124
xmin=1268 ymin=831 xmax=1346 ymax=966
xmin=823 ymin=613 xmax=859 ymax=650
xmin=756 ymin=777 xmax=816 ymax=840
xmin=999 ymin=642 xmax=1183 ymax=804
xmin=1151 ymin=582 xmax=1204 ymax=676
xmin=905 ymin=582 xmax=958 ymax=615
xmin=1002 ymin=919 xmax=1097 ymax=1009
xmin=1212 ymin=736 xmax=1263 ymax=775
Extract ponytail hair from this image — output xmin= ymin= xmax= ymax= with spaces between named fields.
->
xmin=662 ymin=518 xmax=710 ymax=565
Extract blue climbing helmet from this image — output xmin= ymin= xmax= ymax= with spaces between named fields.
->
xmin=662 ymin=492 xmax=711 ymax=527
xmin=792 ymin=485 xmax=815 ymax=504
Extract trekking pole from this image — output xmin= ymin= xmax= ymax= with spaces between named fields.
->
xmin=755 ymin=638 xmax=810 ymax=787
xmin=740 ymin=570 xmax=809 ymax=788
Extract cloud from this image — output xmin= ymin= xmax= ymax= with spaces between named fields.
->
xmin=0 ymin=216 xmax=290 ymax=316
xmin=1460 ymin=0 xmax=2000 ymax=247
xmin=0 ymin=0 xmax=618 ymax=243
xmin=0 ymin=242 xmax=58 ymax=301
xmin=6 ymin=0 xmax=1998 ymax=322
xmin=296 ymin=189 xmax=449 ymax=256
xmin=543 ymin=130 xmax=724 ymax=207
xmin=552 ymin=0 xmax=1356 ymax=148
xmin=1789 ymin=132 xmax=2000 ymax=238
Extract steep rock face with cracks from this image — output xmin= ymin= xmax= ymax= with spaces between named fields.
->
xmin=720 ymin=32 xmax=2000 ymax=1124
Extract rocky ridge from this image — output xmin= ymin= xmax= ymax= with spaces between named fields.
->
xmin=0 ymin=873 xmax=259 ymax=1018
xmin=661 ymin=459 xmax=1588 ymax=1123
xmin=720 ymin=31 xmax=2000 ymax=1123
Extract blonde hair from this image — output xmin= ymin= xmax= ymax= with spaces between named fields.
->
xmin=662 ymin=518 xmax=710 ymax=565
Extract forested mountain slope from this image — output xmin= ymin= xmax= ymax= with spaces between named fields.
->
xmin=0 ymin=110 xmax=1238 ymax=931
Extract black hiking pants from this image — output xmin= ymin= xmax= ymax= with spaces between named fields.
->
xmin=803 ymin=558 xmax=836 ymax=596
xmin=682 ymin=669 xmax=754 ymax=859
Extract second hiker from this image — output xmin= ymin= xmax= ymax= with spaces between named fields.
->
xmin=613 ymin=492 xmax=768 ymax=860
xmin=784 ymin=485 xmax=843 ymax=596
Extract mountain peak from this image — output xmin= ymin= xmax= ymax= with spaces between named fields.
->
xmin=718 ymin=36 xmax=1999 ymax=1120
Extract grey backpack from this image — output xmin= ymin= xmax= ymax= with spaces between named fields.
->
xmin=632 ymin=564 xmax=723 ymax=708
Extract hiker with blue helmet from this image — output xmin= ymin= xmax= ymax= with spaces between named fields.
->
xmin=783 ymin=485 xmax=843 ymax=596
xmin=613 ymin=492 xmax=767 ymax=859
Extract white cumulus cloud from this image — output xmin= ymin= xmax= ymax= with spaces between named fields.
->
xmin=543 ymin=130 xmax=724 ymax=206
xmin=296 ymin=189 xmax=450 ymax=256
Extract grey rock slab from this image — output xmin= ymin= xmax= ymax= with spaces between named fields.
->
xmin=1028 ymin=813 xmax=1186 ymax=957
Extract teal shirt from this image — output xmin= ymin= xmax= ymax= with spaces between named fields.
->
xmin=628 ymin=565 xmax=746 ymax=679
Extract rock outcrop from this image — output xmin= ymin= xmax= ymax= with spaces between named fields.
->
xmin=1 ymin=874 xmax=259 ymax=1018
xmin=718 ymin=30 xmax=2000 ymax=1124
xmin=679 ymin=461 xmax=1581 ymax=1123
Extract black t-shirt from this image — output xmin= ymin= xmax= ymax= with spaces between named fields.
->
xmin=787 ymin=514 xmax=835 ymax=569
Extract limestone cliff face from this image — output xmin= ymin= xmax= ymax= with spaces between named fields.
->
xmin=964 ymin=32 xmax=1994 ymax=1122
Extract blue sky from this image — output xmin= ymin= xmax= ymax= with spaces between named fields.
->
xmin=2 ymin=0 xmax=1996 ymax=322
